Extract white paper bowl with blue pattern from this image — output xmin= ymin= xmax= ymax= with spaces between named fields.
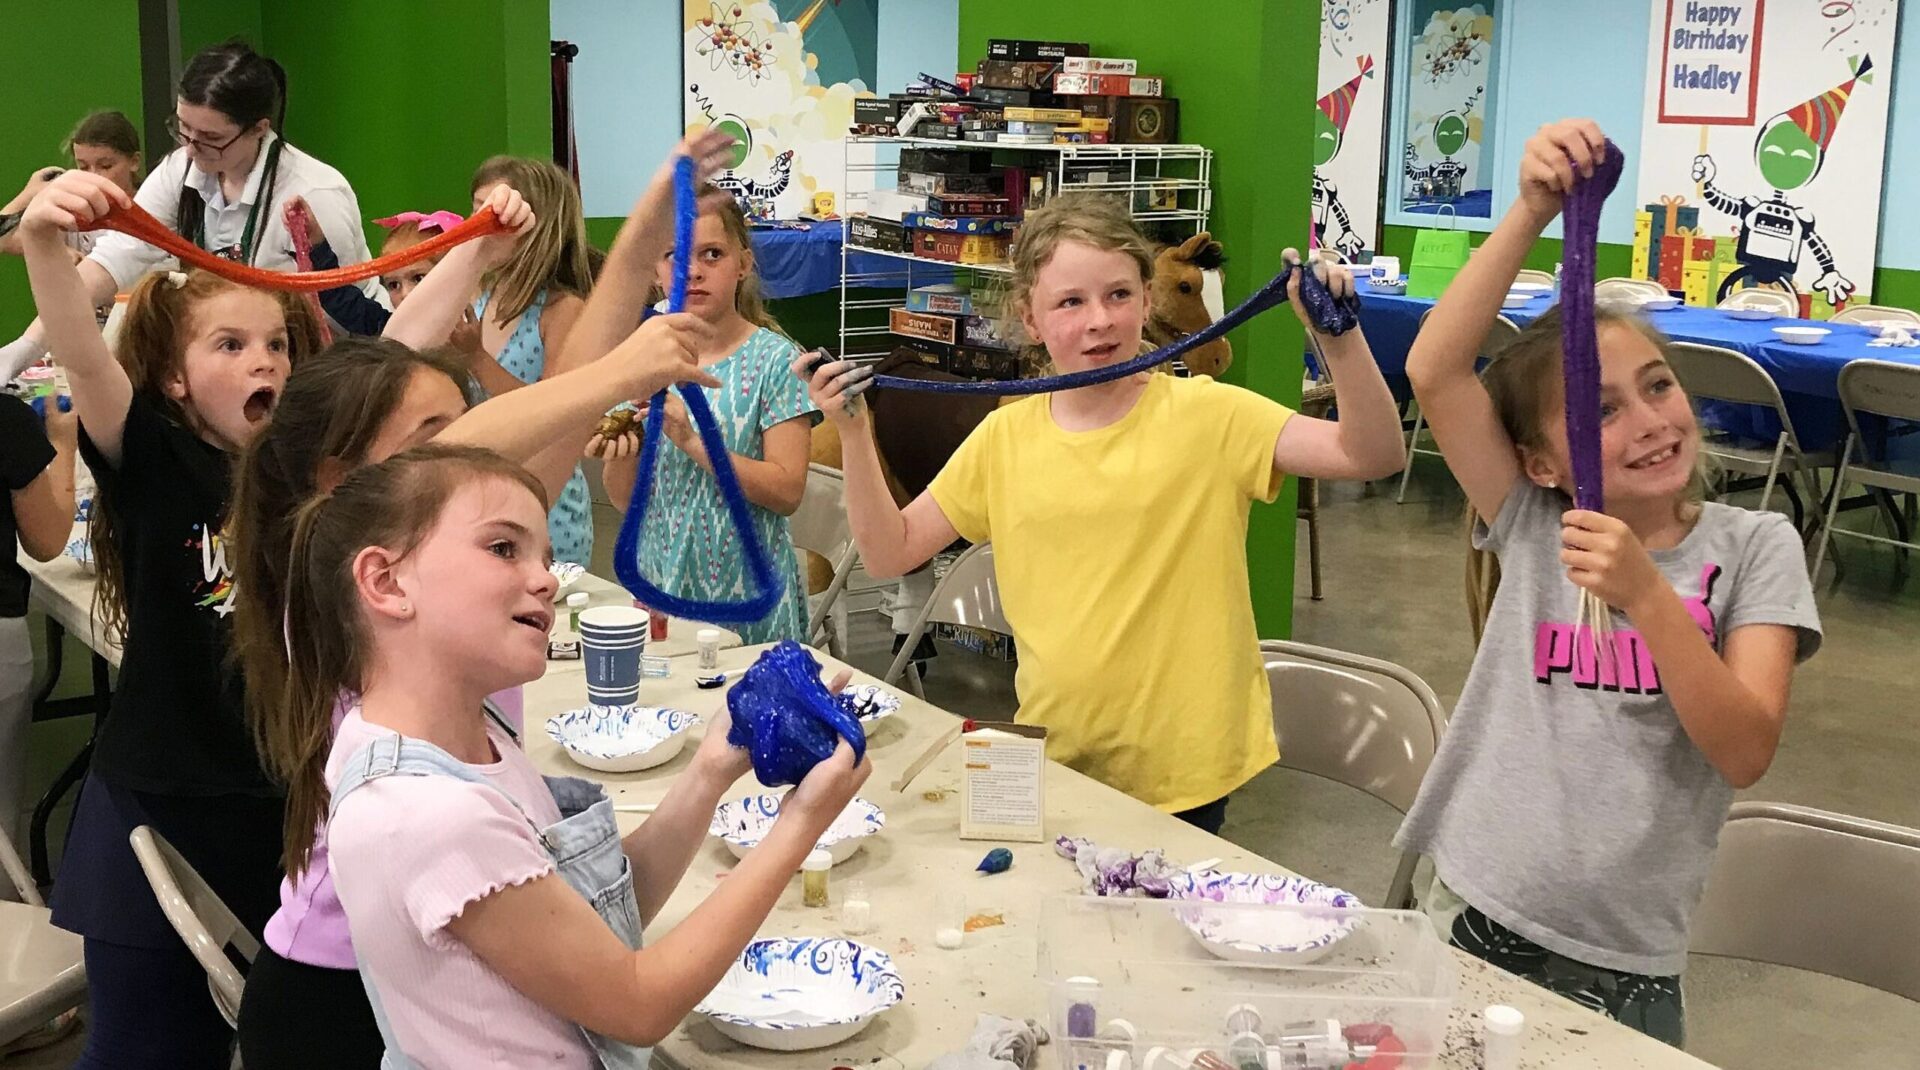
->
xmin=710 ymin=793 xmax=885 ymax=865
xmin=837 ymin=682 xmax=900 ymax=725
xmin=544 ymin=705 xmax=697 ymax=773
xmin=64 ymin=535 xmax=94 ymax=572
xmin=696 ymin=937 xmax=904 ymax=1051
xmin=1168 ymin=871 xmax=1362 ymax=965
xmin=547 ymin=561 xmax=585 ymax=601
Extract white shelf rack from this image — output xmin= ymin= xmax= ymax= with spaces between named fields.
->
xmin=837 ymin=134 xmax=1213 ymax=359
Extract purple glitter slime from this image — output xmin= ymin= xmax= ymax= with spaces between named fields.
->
xmin=1560 ymin=140 xmax=1625 ymax=513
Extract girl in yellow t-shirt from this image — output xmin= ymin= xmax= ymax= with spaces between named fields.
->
xmin=798 ymin=193 xmax=1403 ymax=831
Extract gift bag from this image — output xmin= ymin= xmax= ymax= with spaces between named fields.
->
xmin=1408 ymin=215 xmax=1471 ymax=300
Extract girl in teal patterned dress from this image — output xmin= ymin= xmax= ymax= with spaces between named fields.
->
xmin=469 ymin=156 xmax=594 ymax=564
xmin=596 ymin=195 xmax=815 ymax=644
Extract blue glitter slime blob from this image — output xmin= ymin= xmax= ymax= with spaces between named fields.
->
xmin=726 ymin=642 xmax=869 ymax=787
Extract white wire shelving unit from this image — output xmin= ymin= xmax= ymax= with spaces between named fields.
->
xmin=837 ymin=135 xmax=1214 ymax=358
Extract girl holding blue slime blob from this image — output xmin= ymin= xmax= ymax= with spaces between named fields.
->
xmin=289 ymin=446 xmax=871 ymax=1067
xmin=803 ymin=193 xmax=1406 ymax=834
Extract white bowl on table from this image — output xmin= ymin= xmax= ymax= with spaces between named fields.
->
xmin=1501 ymin=292 xmax=1537 ymax=309
xmin=548 ymin=562 xmax=585 ymax=601
xmin=1772 ymin=326 xmax=1831 ymax=346
xmin=711 ymin=793 xmax=885 ymax=864
xmin=64 ymin=535 xmax=94 ymax=572
xmin=696 ymin=937 xmax=904 ymax=1051
xmin=1723 ymin=307 xmax=1777 ymax=321
xmin=1509 ymin=281 xmax=1552 ymax=293
xmin=545 ymin=704 xmax=698 ymax=773
xmin=1167 ymin=871 xmax=1363 ymax=966
xmin=837 ymin=682 xmax=901 ymax=725
xmin=1636 ymin=295 xmax=1681 ymax=311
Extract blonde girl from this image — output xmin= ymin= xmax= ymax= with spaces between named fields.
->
xmin=1394 ymin=118 xmax=1821 ymax=1045
xmin=804 ymin=192 xmax=1405 ymax=831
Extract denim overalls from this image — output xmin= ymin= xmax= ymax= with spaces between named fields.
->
xmin=329 ymin=721 xmax=652 ymax=1069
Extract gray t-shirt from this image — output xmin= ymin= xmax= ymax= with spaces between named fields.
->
xmin=1395 ymin=482 xmax=1821 ymax=976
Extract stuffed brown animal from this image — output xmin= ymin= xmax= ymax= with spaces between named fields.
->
xmin=1145 ymin=231 xmax=1232 ymax=379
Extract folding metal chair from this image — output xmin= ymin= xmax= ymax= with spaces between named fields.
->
xmin=1811 ymin=359 xmax=1920 ymax=578
xmin=1829 ymin=304 xmax=1920 ymax=328
xmin=790 ymin=463 xmax=858 ymax=657
xmin=1691 ymin=802 xmax=1920 ymax=1001
xmin=1397 ymin=313 xmax=1520 ymax=503
xmin=882 ymin=543 xmax=1006 ymax=701
xmin=1260 ymin=640 xmax=1448 ymax=909
xmin=1665 ymin=342 xmax=1831 ymax=530
xmin=130 ymin=826 xmax=258 ymax=1028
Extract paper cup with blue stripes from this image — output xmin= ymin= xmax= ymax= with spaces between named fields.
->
xmin=580 ymin=606 xmax=649 ymax=706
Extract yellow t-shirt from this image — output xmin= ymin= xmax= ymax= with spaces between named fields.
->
xmin=927 ymin=374 xmax=1294 ymax=811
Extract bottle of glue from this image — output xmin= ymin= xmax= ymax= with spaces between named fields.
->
xmin=1484 ymin=1005 xmax=1524 ymax=1070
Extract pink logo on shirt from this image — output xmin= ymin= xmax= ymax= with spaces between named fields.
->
xmin=1532 ymin=564 xmax=1722 ymax=694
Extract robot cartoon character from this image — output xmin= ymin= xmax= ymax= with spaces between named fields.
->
xmin=1693 ymin=55 xmax=1873 ymax=305
xmin=1312 ymin=55 xmax=1374 ymax=260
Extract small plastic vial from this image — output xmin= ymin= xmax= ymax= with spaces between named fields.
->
xmin=840 ymin=878 xmax=872 ymax=934
xmin=801 ymin=849 xmax=831 ymax=908
xmin=566 ymin=591 xmax=590 ymax=634
xmin=697 ymin=627 xmax=722 ymax=671
xmin=935 ymin=889 xmax=966 ymax=949
xmin=1484 ymin=1004 xmax=1524 ymax=1070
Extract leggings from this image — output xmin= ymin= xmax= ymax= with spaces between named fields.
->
xmin=237 ymin=946 xmax=385 ymax=1069
xmin=73 ymin=938 xmax=235 ymax=1070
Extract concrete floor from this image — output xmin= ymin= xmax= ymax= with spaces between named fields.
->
xmin=10 ymin=466 xmax=1916 ymax=1068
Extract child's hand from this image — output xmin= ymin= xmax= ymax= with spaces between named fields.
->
xmin=586 ymin=429 xmax=641 ymax=461
xmin=449 ymin=307 xmax=485 ymax=360
xmin=21 ymin=170 xmax=130 ymax=237
xmin=636 ymin=392 xmax=698 ymax=454
xmin=782 ymin=734 xmax=872 ymax=832
xmin=794 ymin=350 xmax=873 ymax=427
xmin=688 ymin=701 xmax=755 ymax=787
xmin=1283 ymin=248 xmax=1352 ymax=337
xmin=1561 ymin=510 xmax=1665 ymax=614
xmin=473 ymin=185 xmax=536 ymax=270
xmin=606 ymin=312 xmax=720 ymax=398
xmin=43 ymin=398 xmax=78 ymax=453
xmin=283 ymin=195 xmax=325 ymax=247
xmin=1518 ymin=119 xmax=1607 ymax=224
xmin=651 ymin=129 xmax=743 ymax=217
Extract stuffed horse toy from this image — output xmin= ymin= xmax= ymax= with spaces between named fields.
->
xmin=1145 ymin=231 xmax=1233 ymax=379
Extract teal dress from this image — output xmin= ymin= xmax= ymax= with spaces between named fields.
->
xmin=636 ymin=327 xmax=814 ymax=644
xmin=475 ymin=288 xmax=594 ymax=566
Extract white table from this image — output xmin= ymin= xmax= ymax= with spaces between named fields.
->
xmin=546 ymin=573 xmax=741 ymax=666
xmin=527 ymin=643 xmax=1720 ymax=1070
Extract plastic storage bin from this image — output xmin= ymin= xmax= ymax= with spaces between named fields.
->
xmin=1038 ymin=894 xmax=1453 ymax=1069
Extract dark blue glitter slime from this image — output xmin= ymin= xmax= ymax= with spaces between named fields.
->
xmin=726 ymin=642 xmax=869 ymax=786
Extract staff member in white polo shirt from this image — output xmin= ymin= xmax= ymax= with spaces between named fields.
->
xmin=0 ymin=39 xmax=379 ymax=377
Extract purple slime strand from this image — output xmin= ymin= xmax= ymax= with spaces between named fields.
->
xmin=1560 ymin=139 xmax=1624 ymax=514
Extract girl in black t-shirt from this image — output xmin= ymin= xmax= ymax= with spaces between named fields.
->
xmin=19 ymin=167 xmax=325 ymax=1068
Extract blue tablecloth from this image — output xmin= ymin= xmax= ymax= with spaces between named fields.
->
xmin=750 ymin=220 xmax=937 ymax=299
xmin=1349 ymin=280 xmax=1920 ymax=450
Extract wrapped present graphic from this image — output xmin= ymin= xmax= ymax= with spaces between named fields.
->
xmin=1633 ymin=210 xmax=1655 ymax=281
xmin=1658 ymin=227 xmax=1708 ymax=293
xmin=1682 ymin=257 xmax=1721 ymax=307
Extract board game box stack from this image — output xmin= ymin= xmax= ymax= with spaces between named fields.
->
xmin=848 ymin=39 xmax=1179 ymax=146
xmin=887 ymin=284 xmax=1024 ymax=383
xmin=849 ymin=147 xmax=1020 ymax=271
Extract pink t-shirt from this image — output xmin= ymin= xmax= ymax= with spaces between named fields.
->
xmin=264 ymin=688 xmax=524 ymax=968
xmin=325 ymin=705 xmax=591 ymax=1068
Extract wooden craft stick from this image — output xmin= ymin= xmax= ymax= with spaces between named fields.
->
xmin=889 ymin=720 xmax=968 ymax=794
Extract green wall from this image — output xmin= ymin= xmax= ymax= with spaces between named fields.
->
xmin=258 ymin=0 xmax=551 ymax=248
xmin=1375 ymin=225 xmax=1920 ymax=313
xmin=0 ymin=1 xmax=144 ymax=336
xmin=956 ymin=1 xmax=1318 ymax=637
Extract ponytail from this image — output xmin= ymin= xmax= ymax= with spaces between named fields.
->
xmin=264 ymin=443 xmax=548 ymax=876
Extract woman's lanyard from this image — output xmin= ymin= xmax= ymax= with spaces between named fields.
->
xmin=181 ymin=136 xmax=284 ymax=266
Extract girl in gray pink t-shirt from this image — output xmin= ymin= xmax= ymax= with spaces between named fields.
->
xmin=1393 ymin=119 xmax=1820 ymax=1047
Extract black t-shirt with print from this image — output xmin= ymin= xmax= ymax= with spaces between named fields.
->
xmin=79 ymin=394 xmax=276 ymax=797
xmin=1 ymin=394 xmax=57 ymax=618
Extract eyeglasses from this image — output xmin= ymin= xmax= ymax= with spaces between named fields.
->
xmin=165 ymin=115 xmax=248 ymax=154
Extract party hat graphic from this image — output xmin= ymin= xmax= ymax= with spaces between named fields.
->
xmin=1317 ymin=55 xmax=1376 ymax=133
xmin=1783 ymin=54 xmax=1874 ymax=152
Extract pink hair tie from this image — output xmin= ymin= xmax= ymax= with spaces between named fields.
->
xmin=372 ymin=210 xmax=466 ymax=235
